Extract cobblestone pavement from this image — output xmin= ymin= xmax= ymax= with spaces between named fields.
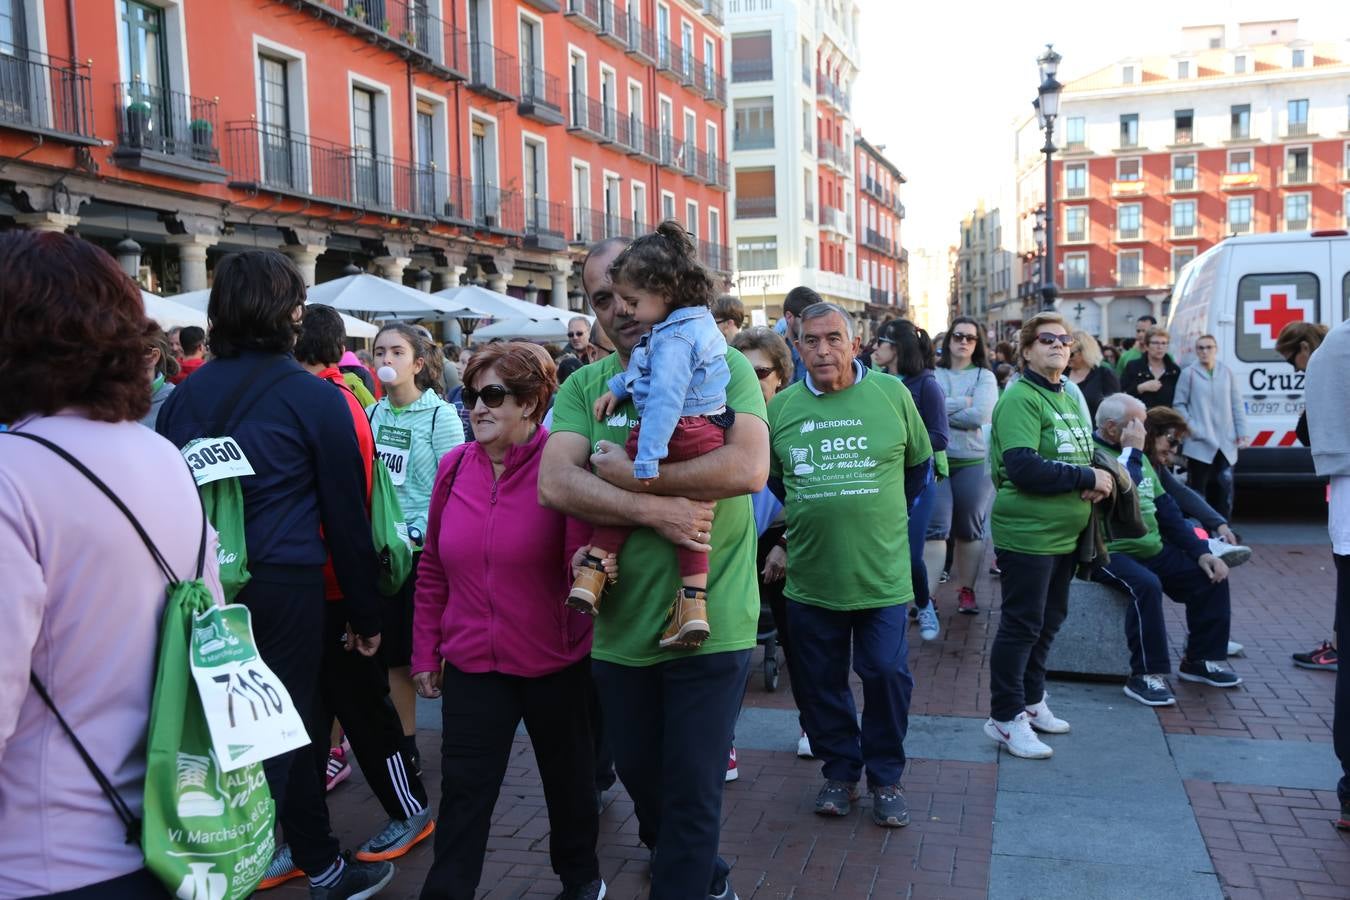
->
xmin=270 ymin=538 xmax=1348 ymax=899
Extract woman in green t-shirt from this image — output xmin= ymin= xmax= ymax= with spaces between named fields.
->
xmin=984 ymin=312 xmax=1114 ymax=760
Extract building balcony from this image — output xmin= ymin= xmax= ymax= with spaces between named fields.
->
xmin=731 ymin=57 xmax=772 ymax=83
xmin=861 ymin=228 xmax=895 ymax=255
xmin=563 ymin=0 xmax=603 ymax=32
xmin=818 ymin=139 xmax=845 ymax=173
xmin=1169 ymin=176 xmax=1201 ymax=194
xmin=226 ymin=121 xmax=443 ymax=218
xmin=624 ymin=16 xmax=657 ymax=64
xmin=569 ymin=206 xmax=605 ymax=245
xmin=1110 ymin=178 xmax=1147 ymax=198
xmin=468 ymin=41 xmax=518 ymax=101
xmin=523 ymin=197 xmax=568 ymax=252
xmin=597 ymin=1 xmax=628 ymax=48
xmin=1282 ymin=167 xmax=1312 ymax=187
xmin=657 ymin=133 xmax=687 ymax=172
xmin=736 ymin=195 xmax=776 ymax=218
xmin=870 ymin=287 xmax=898 ymax=306
xmin=701 ymin=0 xmax=724 ymax=25
xmin=519 ymin=0 xmax=562 ymax=11
xmin=567 ymin=91 xmax=615 ymax=143
xmin=699 ymin=238 xmax=731 ymax=274
xmin=804 ymin=199 xmax=815 ymax=221
xmin=733 ymin=128 xmax=774 ymax=151
xmin=0 ymin=51 xmax=97 ymax=144
xmin=705 ymin=154 xmax=729 ymax=192
xmin=1063 ymin=186 xmax=1088 ymax=200
xmin=691 ymin=63 xmax=727 ymax=107
xmin=620 ymin=116 xmax=659 ymax=162
xmin=1064 ymin=230 xmax=1088 ymax=245
xmin=1170 ymin=222 xmax=1199 ymax=240
xmin=819 ymin=205 xmax=845 ymax=233
xmin=1284 ymin=122 xmax=1310 ymax=139
xmin=656 ymin=38 xmax=685 ymax=81
xmin=1115 ymin=228 xmax=1146 ymax=243
xmin=518 ymin=66 xmax=564 ymax=126
xmin=296 ymin=0 xmax=466 ymax=79
xmin=113 ymin=82 xmax=226 ymax=182
xmin=1221 ymin=171 xmax=1260 ymax=190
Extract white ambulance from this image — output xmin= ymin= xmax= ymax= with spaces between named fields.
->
xmin=1166 ymin=229 xmax=1350 ymax=485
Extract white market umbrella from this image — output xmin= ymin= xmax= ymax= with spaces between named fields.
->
xmin=307 ymin=273 xmax=452 ymax=318
xmin=141 ymin=291 xmax=206 ymax=329
xmin=432 ymin=284 xmax=529 ymax=320
xmin=164 ymin=289 xmax=379 ymax=339
xmin=471 ymin=317 xmax=576 ymax=342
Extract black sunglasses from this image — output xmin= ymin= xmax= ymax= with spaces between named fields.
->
xmin=1163 ymin=433 xmax=1182 ymax=449
xmin=753 ymin=365 xmax=777 ymax=381
xmin=950 ymin=333 xmax=978 ymax=344
xmin=1036 ymin=333 xmax=1074 ymax=347
xmin=568 ymin=331 xmax=587 ymax=338
xmin=463 ymin=384 xmax=513 ymax=409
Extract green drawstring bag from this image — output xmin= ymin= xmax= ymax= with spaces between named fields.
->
xmin=369 ymin=456 xmax=413 ymax=595
xmin=199 ymin=476 xmax=250 ymax=600
xmin=12 ymin=433 xmax=279 ymax=900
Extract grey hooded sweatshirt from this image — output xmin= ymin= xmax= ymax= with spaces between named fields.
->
xmin=1306 ymin=318 xmax=1350 ymax=478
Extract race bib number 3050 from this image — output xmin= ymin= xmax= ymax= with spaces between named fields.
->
xmin=182 ymin=437 xmax=255 ymax=487
xmin=189 ymin=604 xmax=308 ymax=772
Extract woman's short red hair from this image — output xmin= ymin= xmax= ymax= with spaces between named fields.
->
xmin=462 ymin=342 xmax=558 ymax=424
xmin=0 ymin=231 xmax=151 ymax=424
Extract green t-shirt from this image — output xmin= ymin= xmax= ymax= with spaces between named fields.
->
xmin=1107 ymin=449 xmax=1164 ymax=560
xmin=767 ymin=369 xmax=933 ymax=611
xmin=550 ymin=348 xmax=767 ymax=666
xmin=1114 ymin=346 xmax=1142 ymax=377
xmin=989 ymin=377 xmax=1094 ymax=555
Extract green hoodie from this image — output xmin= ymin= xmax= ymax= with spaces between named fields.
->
xmin=367 ymin=388 xmax=464 ymax=540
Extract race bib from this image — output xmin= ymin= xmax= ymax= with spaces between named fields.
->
xmin=375 ymin=424 xmax=412 ymax=487
xmin=189 ymin=604 xmax=308 ymax=772
xmin=182 ymin=437 xmax=255 ymax=487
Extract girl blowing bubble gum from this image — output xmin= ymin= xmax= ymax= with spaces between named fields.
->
xmin=567 ymin=221 xmax=733 ymax=650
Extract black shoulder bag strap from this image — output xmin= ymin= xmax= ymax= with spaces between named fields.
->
xmin=6 ymin=431 xmax=212 ymax=845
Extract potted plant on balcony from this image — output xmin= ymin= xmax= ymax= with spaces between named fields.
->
xmin=346 ymin=2 xmax=366 ymax=22
xmin=125 ymin=99 xmax=153 ymax=148
xmin=189 ymin=118 xmax=214 ymax=162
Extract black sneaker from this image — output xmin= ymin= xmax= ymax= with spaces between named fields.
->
xmin=939 ymin=569 xmax=950 ymax=584
xmin=871 ymin=784 xmax=910 ymax=827
xmin=708 ymin=874 xmax=738 ymax=900
xmin=814 ymin=780 xmax=861 ymax=817
xmin=555 ymin=879 xmax=607 ymax=900
xmin=1337 ymin=801 xmax=1350 ymax=831
xmin=1293 ymin=641 xmax=1339 ymax=672
xmin=1123 ymin=674 xmax=1176 ymax=707
xmin=309 ymin=856 xmax=394 ymax=899
xmin=1178 ymin=659 xmax=1243 ymax=688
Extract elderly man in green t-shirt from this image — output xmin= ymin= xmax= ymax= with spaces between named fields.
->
xmin=539 ymin=236 xmax=769 ymax=900
xmin=766 ymin=302 xmax=933 ymax=828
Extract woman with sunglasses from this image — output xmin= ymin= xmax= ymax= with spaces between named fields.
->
xmin=929 ymin=317 xmax=999 ymax=617
xmin=873 ymin=319 xmax=950 ymax=641
xmin=412 ymin=342 xmax=608 ymax=900
xmin=367 ymin=322 xmax=465 ymax=772
xmin=984 ymin=312 xmax=1113 ymax=759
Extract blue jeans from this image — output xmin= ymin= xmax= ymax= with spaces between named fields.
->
xmin=592 ymin=650 xmax=751 ymax=900
xmin=909 ymin=476 xmax=938 ymax=604
xmin=787 ymin=600 xmax=913 ymax=787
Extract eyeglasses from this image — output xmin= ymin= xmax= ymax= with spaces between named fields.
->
xmin=1147 ymin=340 xmax=1170 ymax=347
xmin=950 ymin=333 xmax=978 ymax=344
xmin=568 ymin=331 xmax=587 ymax=338
xmin=753 ymin=366 xmax=777 ymax=381
xmin=1035 ymin=333 xmax=1074 ymax=347
xmin=1163 ymin=433 xmax=1182 ymax=449
xmin=715 ymin=317 xmax=738 ymax=326
xmin=1195 ymin=345 xmax=1216 ymax=352
xmin=876 ymin=337 xmax=896 ymax=346
xmin=463 ymin=384 xmax=513 ymax=409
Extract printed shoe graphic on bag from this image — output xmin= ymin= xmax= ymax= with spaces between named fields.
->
xmin=191 ymin=618 xmax=239 ymax=656
xmin=176 ymin=752 xmax=225 ymax=818
xmin=176 ymin=862 xmax=228 ymax=900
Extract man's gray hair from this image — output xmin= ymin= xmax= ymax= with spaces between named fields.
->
xmin=796 ymin=302 xmax=855 ymax=341
xmin=1094 ymin=392 xmax=1145 ymax=430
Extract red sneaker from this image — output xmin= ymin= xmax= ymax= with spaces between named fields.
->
xmin=725 ymin=746 xmax=739 ymax=782
xmin=1292 ymin=641 xmax=1338 ymax=672
xmin=957 ymin=587 xmax=979 ymax=615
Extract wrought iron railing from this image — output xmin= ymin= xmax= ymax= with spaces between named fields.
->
xmin=736 ymin=195 xmax=776 ymax=218
xmin=116 ymin=81 xmax=220 ymax=163
xmin=304 ymin=0 xmax=464 ymax=73
xmin=519 ymin=65 xmax=561 ymax=113
xmin=468 ymin=41 xmax=519 ymax=99
xmin=0 ymin=51 xmax=94 ymax=140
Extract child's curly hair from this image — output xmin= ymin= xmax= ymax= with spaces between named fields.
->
xmin=608 ymin=220 xmax=716 ymax=310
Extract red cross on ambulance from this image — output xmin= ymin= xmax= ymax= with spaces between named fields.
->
xmin=1243 ymin=285 xmax=1315 ymax=350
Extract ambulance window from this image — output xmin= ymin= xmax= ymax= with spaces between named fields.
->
xmin=1344 ymin=272 xmax=1349 ymax=321
xmin=1235 ymin=273 xmax=1319 ymax=362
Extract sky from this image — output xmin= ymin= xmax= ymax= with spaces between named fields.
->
xmin=853 ymin=0 xmax=1348 ymax=262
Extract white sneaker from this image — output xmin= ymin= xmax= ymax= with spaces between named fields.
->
xmin=916 ymin=604 xmax=940 ymax=641
xmin=1227 ymin=640 xmax=1244 ymax=657
xmin=1208 ymin=538 xmax=1251 ymax=567
xmin=796 ymin=731 xmax=814 ymax=759
xmin=1024 ymin=693 xmax=1071 ymax=734
xmin=984 ymin=712 xmax=1053 ymax=759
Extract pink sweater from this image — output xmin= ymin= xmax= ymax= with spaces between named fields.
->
xmin=412 ymin=427 xmax=593 ymax=679
xmin=0 ymin=414 xmax=223 ymax=898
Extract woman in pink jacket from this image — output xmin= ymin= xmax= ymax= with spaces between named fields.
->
xmin=412 ymin=342 xmax=609 ymax=900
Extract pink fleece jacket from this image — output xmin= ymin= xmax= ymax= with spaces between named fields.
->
xmin=412 ymin=426 xmax=593 ymax=678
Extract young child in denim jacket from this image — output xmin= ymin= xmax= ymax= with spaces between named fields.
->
xmin=567 ymin=221 xmax=732 ymax=650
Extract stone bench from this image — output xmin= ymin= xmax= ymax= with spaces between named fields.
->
xmin=1045 ymin=578 xmax=1132 ymax=678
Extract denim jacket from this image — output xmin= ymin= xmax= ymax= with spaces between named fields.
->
xmin=608 ymin=305 xmax=730 ymax=479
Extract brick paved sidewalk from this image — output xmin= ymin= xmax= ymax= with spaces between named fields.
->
xmin=266 ymin=541 xmax=1347 ymax=899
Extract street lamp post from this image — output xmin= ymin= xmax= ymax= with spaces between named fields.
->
xmin=1035 ymin=43 xmax=1063 ymax=311
xmin=1032 ymin=207 xmax=1046 ymax=318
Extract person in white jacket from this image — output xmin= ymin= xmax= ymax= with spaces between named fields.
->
xmin=1173 ymin=335 xmax=1249 ymax=521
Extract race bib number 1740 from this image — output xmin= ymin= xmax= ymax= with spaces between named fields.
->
xmin=188 ymin=604 xmax=308 ymax=772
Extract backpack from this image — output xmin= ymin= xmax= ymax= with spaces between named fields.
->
xmin=180 ymin=362 xmax=304 ymax=599
xmin=10 ymin=432 xmax=279 ymax=900
xmin=346 ymin=387 xmax=414 ymax=595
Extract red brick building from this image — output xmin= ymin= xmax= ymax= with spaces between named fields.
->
xmin=0 ymin=0 xmax=730 ymax=304
xmin=854 ymin=133 xmax=906 ymax=322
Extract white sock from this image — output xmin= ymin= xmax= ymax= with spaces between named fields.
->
xmin=310 ymin=856 xmax=346 ymax=888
